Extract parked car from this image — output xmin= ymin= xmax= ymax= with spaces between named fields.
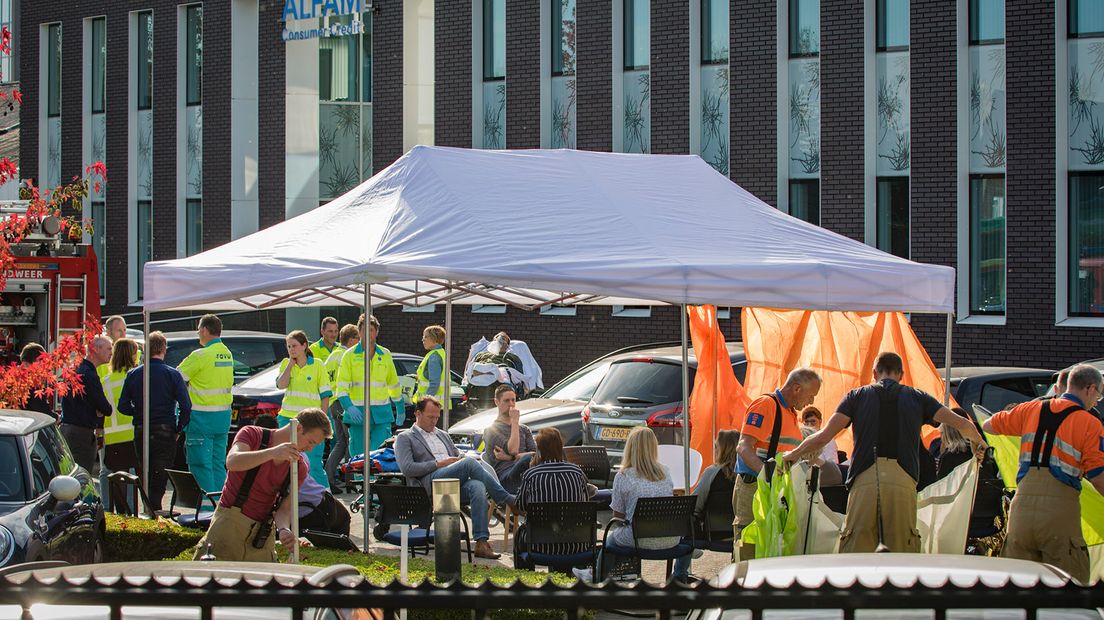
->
xmin=581 ymin=344 xmax=747 ymax=463
xmin=686 ymin=553 xmax=1094 ymax=620
xmin=162 ymin=330 xmax=288 ymax=385
xmin=0 ymin=561 xmax=376 ymax=619
xmin=0 ymin=410 xmax=105 ymax=569
xmin=231 ymin=353 xmax=468 ymax=432
xmin=943 ymin=366 xmax=1056 ymax=413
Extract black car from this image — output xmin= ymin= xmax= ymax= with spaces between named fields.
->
xmin=581 ymin=344 xmax=747 ymax=463
xmin=944 ymin=366 xmax=1056 ymax=413
xmin=0 ymin=410 xmax=104 ymax=568
xmin=162 ymin=330 xmax=288 ymax=385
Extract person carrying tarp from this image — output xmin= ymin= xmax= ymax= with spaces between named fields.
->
xmin=982 ymin=363 xmax=1104 ymax=583
xmin=783 ymin=352 xmax=986 ymax=553
xmin=732 ymin=368 xmax=821 ymax=560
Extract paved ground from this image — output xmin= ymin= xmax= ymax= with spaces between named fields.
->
xmin=332 ymin=489 xmax=733 ymax=586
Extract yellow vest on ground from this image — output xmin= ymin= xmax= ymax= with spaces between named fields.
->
xmin=99 ymin=365 xmax=135 ymax=446
xmin=415 ymin=347 xmax=447 ymax=402
xmin=336 ymin=343 xmax=401 ymax=408
xmin=177 ymin=338 xmax=235 ymax=414
xmin=277 ymin=357 xmax=333 ymax=418
xmin=308 ymin=339 xmax=339 ymax=363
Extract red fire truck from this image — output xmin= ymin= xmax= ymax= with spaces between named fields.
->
xmin=0 ymin=201 xmax=100 ymax=363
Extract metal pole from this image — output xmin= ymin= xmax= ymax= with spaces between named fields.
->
xmin=444 ymin=292 xmax=453 ymax=430
xmin=680 ymin=304 xmax=691 ymax=492
xmin=363 ymin=283 xmax=373 ymax=552
xmin=943 ymin=313 xmax=953 ymax=406
xmin=142 ymin=310 xmax=150 ymax=514
xmin=290 ymin=418 xmax=300 ymax=564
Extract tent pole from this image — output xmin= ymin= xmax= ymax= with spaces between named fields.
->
xmin=681 ymin=304 xmax=691 ymax=492
xmin=363 ymin=282 xmax=373 ymax=553
xmin=444 ymin=292 xmax=453 ymax=430
xmin=943 ymin=313 xmax=953 ymax=406
xmin=142 ymin=310 xmax=151 ymax=515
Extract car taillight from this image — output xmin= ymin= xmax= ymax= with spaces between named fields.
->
xmin=646 ymin=406 xmax=686 ymax=428
xmin=238 ymin=401 xmax=280 ymax=421
xmin=581 ymin=405 xmax=590 ymax=424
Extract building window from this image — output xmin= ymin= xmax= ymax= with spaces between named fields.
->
xmin=786 ymin=0 xmax=820 ymax=224
xmin=0 ymin=0 xmax=17 ymax=83
xmin=186 ymin=6 xmax=202 ymax=106
xmin=472 ymin=304 xmax=507 ymax=314
xmin=89 ymin=17 xmax=107 ymax=297
xmin=540 ymin=304 xmax=578 ymax=317
xmin=875 ymin=0 xmax=909 ymax=254
xmin=622 ymin=0 xmax=650 ymax=154
xmin=1069 ymin=0 xmax=1104 ymax=38
xmin=877 ymin=177 xmax=909 ymax=258
xmin=1069 ymin=173 xmax=1104 ymax=316
xmin=186 ymin=199 xmax=202 ymax=257
xmin=612 ymin=305 xmax=651 ymax=318
xmin=551 ymin=0 xmax=576 ymax=149
xmin=91 ymin=200 xmax=105 ymax=297
xmin=137 ymin=12 xmax=153 ymax=110
xmin=46 ymin=24 xmax=61 ymax=117
xmin=91 ymin=19 xmax=106 ymax=114
xmin=481 ymin=0 xmax=506 ymax=149
xmin=969 ymin=175 xmax=1005 ymax=314
xmin=319 ymin=14 xmax=374 ymax=200
xmin=137 ymin=200 xmax=152 ymax=299
xmin=790 ymin=179 xmax=820 ymax=225
xmin=966 ymin=0 xmax=1005 ymax=316
xmin=699 ymin=0 xmax=729 ymax=175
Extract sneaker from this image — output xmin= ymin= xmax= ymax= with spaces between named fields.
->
xmin=691 ymin=548 xmax=704 ymax=559
xmin=571 ymin=567 xmax=593 ymax=582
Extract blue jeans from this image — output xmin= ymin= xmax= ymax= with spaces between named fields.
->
xmin=430 ymin=458 xmax=512 ymax=541
xmin=185 ymin=432 xmax=228 ymax=493
xmin=495 ymin=453 xmax=533 ymax=494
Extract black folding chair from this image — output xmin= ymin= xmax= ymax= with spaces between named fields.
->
xmin=106 ymin=471 xmax=152 ymax=518
xmin=692 ymin=475 xmax=735 ymax=553
xmin=165 ymin=469 xmax=221 ymax=530
xmin=564 ymin=446 xmax=612 ymax=488
xmin=514 ymin=501 xmax=598 ymax=573
xmin=373 ymin=485 xmax=473 ymax=562
xmin=599 ymin=495 xmax=696 ymax=581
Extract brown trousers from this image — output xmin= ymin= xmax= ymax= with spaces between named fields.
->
xmin=1002 ymin=469 xmax=1089 ymax=583
xmin=192 ymin=505 xmax=277 ymax=562
xmin=732 ymin=476 xmax=758 ymax=561
xmin=840 ymin=458 xmax=920 ymax=553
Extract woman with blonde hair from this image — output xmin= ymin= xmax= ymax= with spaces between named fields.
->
xmin=101 ymin=337 xmax=142 ymax=511
xmin=574 ymin=427 xmax=681 ymax=581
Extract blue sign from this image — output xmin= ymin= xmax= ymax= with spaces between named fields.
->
xmin=282 ymin=17 xmax=365 ymax=41
xmin=282 ymin=0 xmax=365 ymax=22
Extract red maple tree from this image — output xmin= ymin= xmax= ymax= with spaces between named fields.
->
xmin=0 ymin=25 xmax=105 ymax=409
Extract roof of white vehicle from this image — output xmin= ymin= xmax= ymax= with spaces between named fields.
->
xmin=0 ymin=409 xmax=56 ymax=435
xmin=718 ymin=553 xmax=1073 ymax=589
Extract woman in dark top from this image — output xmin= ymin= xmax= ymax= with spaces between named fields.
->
xmin=515 ymin=427 xmax=590 ymax=557
xmin=20 ymin=343 xmax=55 ymax=419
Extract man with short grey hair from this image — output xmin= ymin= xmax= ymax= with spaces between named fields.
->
xmin=60 ymin=336 xmax=114 ymax=472
xmin=104 ymin=315 xmax=127 ymax=342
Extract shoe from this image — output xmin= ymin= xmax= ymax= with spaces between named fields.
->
xmin=474 ymin=540 xmax=501 ymax=560
xmin=571 ymin=567 xmax=593 ymax=582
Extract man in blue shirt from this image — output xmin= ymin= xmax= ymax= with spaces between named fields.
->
xmin=118 ymin=331 xmax=192 ymax=514
xmin=60 ymin=336 xmax=113 ymax=473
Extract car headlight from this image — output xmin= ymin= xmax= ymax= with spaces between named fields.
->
xmin=0 ymin=525 xmax=14 ymax=566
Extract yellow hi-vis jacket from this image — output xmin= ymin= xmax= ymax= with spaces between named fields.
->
xmin=336 ymin=343 xmax=401 ymax=408
xmin=177 ymin=338 xmax=235 ymax=434
xmin=98 ymin=363 xmax=135 ymax=446
xmin=415 ymin=346 xmax=447 ymax=402
xmin=277 ymin=357 xmax=333 ymax=418
xmin=308 ymin=339 xmax=339 ymax=363
xmin=324 ymin=344 xmax=347 ymax=386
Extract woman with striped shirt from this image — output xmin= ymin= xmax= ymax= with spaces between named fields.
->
xmin=515 ymin=428 xmax=591 ymax=557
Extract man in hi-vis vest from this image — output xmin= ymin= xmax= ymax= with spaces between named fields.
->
xmin=335 ymin=314 xmax=401 ymax=457
xmin=177 ymin=314 xmax=235 ymax=493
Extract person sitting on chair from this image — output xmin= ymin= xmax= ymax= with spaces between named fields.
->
xmin=514 ymin=428 xmax=592 ymax=562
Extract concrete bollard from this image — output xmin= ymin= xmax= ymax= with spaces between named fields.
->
xmin=432 ymin=478 xmax=462 ymax=582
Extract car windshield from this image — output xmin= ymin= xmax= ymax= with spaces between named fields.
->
xmin=0 ymin=435 xmax=26 ymax=502
xmin=543 ymin=362 xmax=611 ymax=402
xmin=590 ymin=361 xmax=684 ymax=407
xmin=165 ymin=338 xmax=282 ymax=381
xmin=239 ymin=363 xmax=283 ymax=389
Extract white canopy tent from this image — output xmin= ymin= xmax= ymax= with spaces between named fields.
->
xmin=140 ymin=146 xmax=956 ymax=552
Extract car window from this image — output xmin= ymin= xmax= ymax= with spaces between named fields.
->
xmin=0 ymin=436 xmax=26 ymax=502
xmin=223 ymin=339 xmax=285 ymax=379
xmin=164 ymin=338 xmax=201 ymax=368
xmin=544 ymin=362 xmax=611 ymax=402
xmin=591 ymin=361 xmax=684 ymax=407
xmin=1029 ymin=377 xmax=1054 ymax=398
xmin=393 ymin=358 xmax=419 ymax=376
xmin=28 ymin=430 xmax=62 ymax=496
xmin=980 ymin=378 xmax=1037 ymax=412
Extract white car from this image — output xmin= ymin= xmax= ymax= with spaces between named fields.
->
xmin=0 ymin=561 xmax=376 ymax=620
xmin=688 ymin=553 xmax=1100 ymax=620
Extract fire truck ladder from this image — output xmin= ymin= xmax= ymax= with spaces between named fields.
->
xmin=56 ymin=274 xmax=88 ymax=341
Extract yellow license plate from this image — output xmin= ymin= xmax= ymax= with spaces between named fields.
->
xmin=599 ymin=426 xmax=632 ymax=441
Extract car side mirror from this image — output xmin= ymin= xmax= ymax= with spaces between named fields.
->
xmin=528 ymin=387 xmax=546 ymax=397
xmin=48 ymin=476 xmax=81 ymax=503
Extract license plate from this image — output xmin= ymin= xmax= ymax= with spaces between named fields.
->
xmin=599 ymin=426 xmax=632 ymax=441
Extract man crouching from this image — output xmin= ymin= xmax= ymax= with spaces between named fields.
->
xmin=193 ymin=408 xmax=332 ymax=561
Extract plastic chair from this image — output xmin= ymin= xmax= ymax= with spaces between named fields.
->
xmin=106 ymin=471 xmax=153 ymax=518
xmin=514 ymin=501 xmax=598 ymax=572
xmin=691 ymin=475 xmax=735 ymax=553
xmin=374 ymin=485 xmax=473 ymax=562
xmin=164 ymin=469 xmax=221 ymax=530
xmin=599 ymin=495 xmax=696 ymax=581
xmin=656 ymin=445 xmax=703 ymax=493
xmin=564 ymin=446 xmax=612 ymax=488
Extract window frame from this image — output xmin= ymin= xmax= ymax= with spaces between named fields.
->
xmin=91 ymin=18 xmax=106 ymax=114
xmin=483 ymin=0 xmax=506 ymax=80
xmin=701 ymin=0 xmax=729 ymax=65
xmin=185 ymin=198 xmax=202 ymax=257
xmin=136 ymin=11 xmax=153 ymax=111
xmin=1069 ymin=0 xmax=1104 ymax=39
xmin=967 ymin=173 xmax=1007 ymax=315
xmin=876 ymin=176 xmax=910 ymax=259
xmin=46 ymin=23 xmax=62 ymax=118
xmin=788 ymin=178 xmax=821 ymax=225
xmin=968 ymin=0 xmax=1005 ymax=45
xmin=788 ymin=0 xmax=820 ymax=58
xmin=1067 ymin=170 xmax=1104 ymax=318
xmin=623 ymin=0 xmax=650 ymax=71
xmin=136 ymin=199 xmax=152 ymax=299
xmin=185 ymin=5 xmax=202 ymax=107
xmin=875 ymin=0 xmax=910 ymax=53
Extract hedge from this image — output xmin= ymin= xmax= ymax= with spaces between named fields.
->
xmin=106 ymin=515 xmax=589 ymax=620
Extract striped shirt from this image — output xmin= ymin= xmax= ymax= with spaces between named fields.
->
xmin=516 ymin=459 xmax=590 ymax=556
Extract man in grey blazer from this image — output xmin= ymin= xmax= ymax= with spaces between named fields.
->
xmin=394 ymin=396 xmax=515 ymax=559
